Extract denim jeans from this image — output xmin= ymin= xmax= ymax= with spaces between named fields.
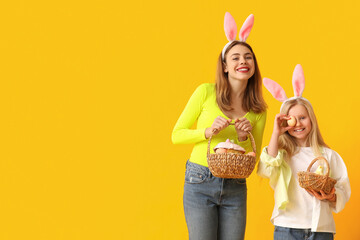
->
xmin=274 ymin=226 xmax=334 ymax=240
xmin=183 ymin=160 xmax=247 ymax=240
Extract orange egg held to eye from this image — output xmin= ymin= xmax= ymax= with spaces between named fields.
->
xmin=287 ymin=116 xmax=296 ymax=127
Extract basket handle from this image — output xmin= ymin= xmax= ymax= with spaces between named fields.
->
xmin=207 ymin=122 xmax=256 ymax=157
xmin=306 ymin=156 xmax=330 ymax=177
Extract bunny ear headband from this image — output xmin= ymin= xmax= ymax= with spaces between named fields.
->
xmin=263 ymin=64 xmax=311 ymax=111
xmin=222 ymin=12 xmax=254 ymax=60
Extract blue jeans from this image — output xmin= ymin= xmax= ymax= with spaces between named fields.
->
xmin=183 ymin=161 xmax=247 ymax=240
xmin=274 ymin=226 xmax=334 ymax=240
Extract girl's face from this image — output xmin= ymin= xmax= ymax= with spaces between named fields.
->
xmin=287 ymin=104 xmax=312 ymax=147
xmin=223 ymin=44 xmax=255 ymax=82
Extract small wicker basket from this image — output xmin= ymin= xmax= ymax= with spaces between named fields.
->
xmin=297 ymin=156 xmax=337 ymax=194
xmin=207 ymin=128 xmax=256 ymax=179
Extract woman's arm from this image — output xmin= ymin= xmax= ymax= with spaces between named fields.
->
xmin=171 ymin=84 xmax=208 ymax=144
xmin=234 ymin=111 xmax=266 ymax=159
xmin=252 ymin=111 xmax=266 ymax=158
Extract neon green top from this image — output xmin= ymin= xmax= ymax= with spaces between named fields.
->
xmin=172 ymin=83 xmax=267 ymax=167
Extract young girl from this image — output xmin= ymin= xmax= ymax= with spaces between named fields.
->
xmin=258 ymin=64 xmax=351 ymax=240
xmin=172 ymin=13 xmax=267 ymax=239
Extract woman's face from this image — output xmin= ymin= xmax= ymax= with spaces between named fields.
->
xmin=223 ymin=44 xmax=255 ymax=82
xmin=287 ymin=104 xmax=312 ymax=147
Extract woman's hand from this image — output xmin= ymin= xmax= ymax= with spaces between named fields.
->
xmin=306 ymin=188 xmax=337 ymax=202
xmin=205 ymin=116 xmax=232 ymax=139
xmin=234 ymin=118 xmax=252 ymax=141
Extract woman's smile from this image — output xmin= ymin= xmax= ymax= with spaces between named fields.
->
xmin=236 ymin=67 xmax=250 ymax=73
xmin=224 ymin=44 xmax=255 ymax=81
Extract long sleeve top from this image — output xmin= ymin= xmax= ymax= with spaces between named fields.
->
xmin=257 ymin=146 xmax=351 ymax=233
xmin=172 ymin=83 xmax=266 ymax=167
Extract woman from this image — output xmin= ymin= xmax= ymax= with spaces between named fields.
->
xmin=172 ymin=13 xmax=267 ymax=240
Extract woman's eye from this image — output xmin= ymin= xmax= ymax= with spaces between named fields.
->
xmin=233 ymin=58 xmax=239 ymax=61
xmin=245 ymin=56 xmax=253 ymax=60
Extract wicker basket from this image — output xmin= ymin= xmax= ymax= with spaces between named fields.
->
xmin=297 ymin=156 xmax=337 ymax=194
xmin=207 ymin=129 xmax=256 ymax=179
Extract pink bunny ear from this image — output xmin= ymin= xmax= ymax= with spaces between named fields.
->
xmin=292 ymin=64 xmax=305 ymax=97
xmin=239 ymin=14 xmax=254 ymax=41
xmin=224 ymin=12 xmax=237 ymax=41
xmin=263 ymin=78 xmax=288 ymax=102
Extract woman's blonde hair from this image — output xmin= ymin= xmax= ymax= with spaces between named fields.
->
xmin=215 ymin=41 xmax=267 ymax=113
xmin=279 ymin=98 xmax=329 ymax=160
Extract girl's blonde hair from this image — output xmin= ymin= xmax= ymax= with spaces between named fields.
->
xmin=279 ymin=98 xmax=329 ymax=160
xmin=215 ymin=41 xmax=267 ymax=113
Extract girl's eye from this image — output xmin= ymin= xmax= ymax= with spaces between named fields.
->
xmin=245 ymin=56 xmax=253 ymax=60
xmin=300 ymin=116 xmax=306 ymax=120
xmin=233 ymin=57 xmax=239 ymax=61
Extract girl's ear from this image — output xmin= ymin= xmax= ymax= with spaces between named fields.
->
xmin=263 ymin=78 xmax=288 ymax=102
xmin=239 ymin=14 xmax=254 ymax=42
xmin=224 ymin=12 xmax=237 ymax=41
xmin=292 ymin=64 xmax=305 ymax=97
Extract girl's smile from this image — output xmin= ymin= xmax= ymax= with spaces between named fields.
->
xmin=287 ymin=104 xmax=312 ymax=146
xmin=293 ymin=128 xmax=305 ymax=132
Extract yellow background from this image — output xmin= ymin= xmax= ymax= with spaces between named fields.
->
xmin=0 ymin=0 xmax=359 ymax=239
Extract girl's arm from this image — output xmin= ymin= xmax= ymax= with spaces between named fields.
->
xmin=329 ymin=151 xmax=351 ymax=213
xmin=306 ymin=188 xmax=336 ymax=203
xmin=306 ymin=151 xmax=351 ymax=212
xmin=267 ymin=114 xmax=292 ymax=157
xmin=257 ymin=147 xmax=285 ymax=178
xmin=257 ymin=113 xmax=292 ymax=178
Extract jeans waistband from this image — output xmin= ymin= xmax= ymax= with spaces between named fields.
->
xmin=186 ymin=160 xmax=247 ymax=183
xmin=186 ymin=160 xmax=212 ymax=178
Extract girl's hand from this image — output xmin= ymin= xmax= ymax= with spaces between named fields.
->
xmin=306 ymin=188 xmax=336 ymax=202
xmin=267 ymin=114 xmax=294 ymax=157
xmin=234 ymin=118 xmax=252 ymax=141
xmin=273 ymin=114 xmax=293 ymax=136
xmin=205 ymin=116 xmax=232 ymax=138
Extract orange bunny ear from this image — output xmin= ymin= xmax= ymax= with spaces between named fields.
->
xmin=263 ymin=78 xmax=288 ymax=102
xmin=292 ymin=64 xmax=305 ymax=97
